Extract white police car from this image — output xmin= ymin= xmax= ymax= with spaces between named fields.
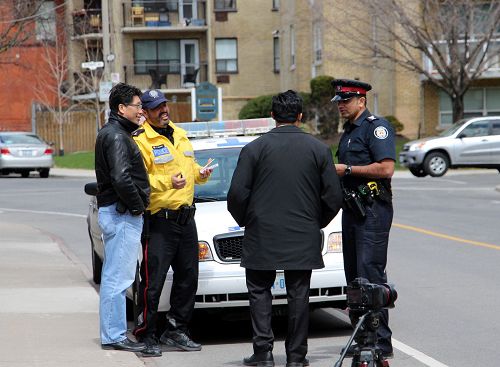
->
xmin=85 ymin=118 xmax=346 ymax=318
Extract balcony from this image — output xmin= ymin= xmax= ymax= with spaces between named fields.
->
xmin=423 ymin=38 xmax=500 ymax=80
xmin=72 ymin=8 xmax=103 ymax=40
xmin=122 ymin=1 xmax=207 ymax=33
xmin=123 ymin=62 xmax=208 ymax=91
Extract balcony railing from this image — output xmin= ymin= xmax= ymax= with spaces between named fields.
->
xmin=72 ymin=8 xmax=102 ymax=37
xmin=123 ymin=62 xmax=208 ymax=90
xmin=122 ymin=1 xmax=207 ymax=29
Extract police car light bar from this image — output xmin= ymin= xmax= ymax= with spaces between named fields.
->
xmin=180 ymin=118 xmax=275 ymax=138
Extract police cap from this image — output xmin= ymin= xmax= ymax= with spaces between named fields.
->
xmin=141 ymin=89 xmax=169 ymax=110
xmin=331 ymin=79 xmax=372 ymax=102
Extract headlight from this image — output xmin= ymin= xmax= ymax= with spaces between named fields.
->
xmin=409 ymin=142 xmax=426 ymax=151
xmin=198 ymin=241 xmax=213 ymax=261
xmin=327 ymin=232 xmax=342 ymax=253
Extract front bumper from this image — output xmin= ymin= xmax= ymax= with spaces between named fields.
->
xmin=157 ymin=253 xmax=346 ymax=311
xmin=399 ymin=150 xmax=426 ymax=167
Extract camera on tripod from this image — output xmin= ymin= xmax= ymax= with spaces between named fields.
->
xmin=346 ymin=277 xmax=397 ymax=312
xmin=334 ymin=278 xmax=398 ymax=367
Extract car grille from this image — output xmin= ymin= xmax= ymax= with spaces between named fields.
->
xmin=214 ymin=234 xmax=243 ymax=262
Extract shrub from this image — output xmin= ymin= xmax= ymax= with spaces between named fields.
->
xmin=384 ymin=115 xmax=404 ymax=133
xmin=238 ymin=95 xmax=274 ymax=120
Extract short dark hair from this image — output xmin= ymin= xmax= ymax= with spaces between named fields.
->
xmin=109 ymin=83 xmax=143 ymax=112
xmin=271 ymin=90 xmax=303 ymax=124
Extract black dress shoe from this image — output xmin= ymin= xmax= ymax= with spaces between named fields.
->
xmin=285 ymin=357 xmax=309 ymax=367
xmin=101 ymin=337 xmax=146 ymax=352
xmin=243 ymin=351 xmax=274 ymax=366
xmin=140 ymin=336 xmax=162 ymax=357
xmin=160 ymin=329 xmax=202 ymax=351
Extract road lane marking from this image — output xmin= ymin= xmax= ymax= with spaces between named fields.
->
xmin=394 ymin=223 xmax=500 ymax=250
xmin=392 ymin=339 xmax=450 ymax=367
xmin=0 ymin=208 xmax=86 ymax=219
xmin=328 ymin=309 xmax=450 ymax=367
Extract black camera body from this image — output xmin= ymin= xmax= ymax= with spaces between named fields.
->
xmin=346 ymin=277 xmax=397 ymax=312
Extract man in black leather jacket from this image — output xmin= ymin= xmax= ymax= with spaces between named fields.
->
xmin=95 ymin=83 xmax=150 ymax=353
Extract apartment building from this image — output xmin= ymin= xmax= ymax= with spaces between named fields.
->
xmin=4 ymin=0 xmax=499 ymax=138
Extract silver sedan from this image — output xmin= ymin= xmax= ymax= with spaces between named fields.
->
xmin=0 ymin=132 xmax=54 ymax=178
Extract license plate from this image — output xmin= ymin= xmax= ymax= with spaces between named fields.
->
xmin=271 ymin=272 xmax=286 ymax=296
xmin=20 ymin=150 xmax=34 ymax=157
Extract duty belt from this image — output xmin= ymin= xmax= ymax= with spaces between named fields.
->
xmin=154 ymin=205 xmax=196 ymax=225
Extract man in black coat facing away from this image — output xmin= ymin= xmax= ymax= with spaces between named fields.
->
xmin=227 ymin=90 xmax=343 ymax=367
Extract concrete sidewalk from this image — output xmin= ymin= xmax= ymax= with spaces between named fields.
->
xmin=0 ymin=222 xmax=145 ymax=367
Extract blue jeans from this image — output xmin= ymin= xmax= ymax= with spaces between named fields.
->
xmin=98 ymin=203 xmax=143 ymax=344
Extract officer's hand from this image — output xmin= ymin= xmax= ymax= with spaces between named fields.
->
xmin=335 ymin=164 xmax=347 ymax=177
xmin=172 ymin=172 xmax=186 ymax=189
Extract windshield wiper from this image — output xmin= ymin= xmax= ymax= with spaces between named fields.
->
xmin=194 ymin=195 xmax=219 ymax=203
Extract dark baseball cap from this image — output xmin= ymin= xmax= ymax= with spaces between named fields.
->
xmin=331 ymin=79 xmax=372 ymax=102
xmin=141 ymin=89 xmax=169 ymax=109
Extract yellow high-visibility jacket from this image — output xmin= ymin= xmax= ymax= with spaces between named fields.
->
xmin=133 ymin=120 xmax=208 ymax=214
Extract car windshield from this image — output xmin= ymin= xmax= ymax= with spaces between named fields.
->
xmin=438 ymin=119 xmax=469 ymax=137
xmin=194 ymin=147 xmax=241 ymax=202
xmin=0 ymin=134 xmax=44 ymax=145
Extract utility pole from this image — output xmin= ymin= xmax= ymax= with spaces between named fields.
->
xmin=101 ymin=0 xmax=111 ymax=120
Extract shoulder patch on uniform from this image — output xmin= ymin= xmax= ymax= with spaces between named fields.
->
xmin=367 ymin=115 xmax=378 ymax=122
xmin=373 ymin=126 xmax=389 ymax=140
xmin=131 ymin=128 xmax=145 ymax=137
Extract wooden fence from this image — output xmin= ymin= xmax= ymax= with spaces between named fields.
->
xmin=35 ymin=103 xmax=193 ymax=155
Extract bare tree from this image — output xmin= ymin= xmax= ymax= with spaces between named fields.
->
xmin=313 ymin=0 xmax=500 ymax=123
xmin=0 ymin=1 xmax=44 ymax=57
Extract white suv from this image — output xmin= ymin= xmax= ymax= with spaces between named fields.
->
xmin=85 ymin=118 xmax=346 ymax=319
xmin=399 ymin=116 xmax=500 ymax=177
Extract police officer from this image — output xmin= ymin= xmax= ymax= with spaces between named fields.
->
xmin=131 ymin=90 xmax=212 ymax=357
xmin=332 ymin=79 xmax=396 ymax=358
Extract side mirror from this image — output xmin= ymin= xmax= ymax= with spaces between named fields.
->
xmin=457 ymin=133 xmax=466 ymax=139
xmin=84 ymin=182 xmax=98 ymax=196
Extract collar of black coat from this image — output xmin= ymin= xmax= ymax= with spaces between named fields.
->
xmin=270 ymin=124 xmax=303 ymax=133
xmin=343 ymin=109 xmax=371 ymax=131
xmin=108 ymin=110 xmax=140 ymax=134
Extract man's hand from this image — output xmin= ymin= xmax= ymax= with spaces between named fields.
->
xmin=172 ymin=172 xmax=186 ymax=189
xmin=200 ymin=167 xmax=213 ymax=179
xmin=335 ymin=163 xmax=347 ymax=177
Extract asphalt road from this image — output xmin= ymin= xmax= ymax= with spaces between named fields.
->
xmin=1 ymin=170 xmax=499 ymax=366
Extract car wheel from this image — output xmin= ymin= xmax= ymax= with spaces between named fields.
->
xmin=409 ymin=166 xmax=428 ymax=177
xmin=90 ymin=236 xmax=103 ymax=284
xmin=423 ymin=152 xmax=449 ymax=177
xmin=21 ymin=170 xmax=30 ymax=178
xmin=40 ymin=168 xmax=50 ymax=178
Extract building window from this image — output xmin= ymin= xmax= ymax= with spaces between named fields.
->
xmin=290 ymin=25 xmax=296 ymax=69
xmin=214 ymin=0 xmax=236 ymax=11
xmin=36 ymin=1 xmax=56 ymax=41
xmin=313 ymin=22 xmax=322 ymax=64
xmin=215 ymin=38 xmax=238 ymax=73
xmin=438 ymin=87 xmax=500 ymax=126
xmin=272 ymin=0 xmax=280 ymax=11
xmin=273 ymin=35 xmax=280 ymax=73
xmin=133 ymin=40 xmax=180 ymax=74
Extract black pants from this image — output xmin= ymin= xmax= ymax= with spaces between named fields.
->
xmin=246 ymin=269 xmax=312 ymax=363
xmin=342 ymin=199 xmax=393 ymax=353
xmin=133 ymin=215 xmax=199 ymax=339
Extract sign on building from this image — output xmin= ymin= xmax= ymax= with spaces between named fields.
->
xmin=99 ymin=81 xmax=113 ymax=102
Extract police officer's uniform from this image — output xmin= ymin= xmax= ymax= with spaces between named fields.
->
xmin=333 ymin=79 xmax=396 ymax=355
xmin=131 ymin=91 xmax=208 ymax=350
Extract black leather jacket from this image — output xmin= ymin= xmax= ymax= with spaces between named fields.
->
xmin=95 ymin=111 xmax=150 ymax=214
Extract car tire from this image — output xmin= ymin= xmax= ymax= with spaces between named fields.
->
xmin=409 ymin=166 xmax=428 ymax=177
xmin=90 ymin=237 xmax=103 ymax=284
xmin=21 ymin=170 xmax=30 ymax=178
xmin=423 ymin=152 xmax=449 ymax=177
xmin=40 ymin=168 xmax=50 ymax=178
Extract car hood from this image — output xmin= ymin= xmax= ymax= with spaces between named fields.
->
xmin=406 ymin=136 xmax=443 ymax=145
xmin=195 ymin=201 xmax=243 ymax=241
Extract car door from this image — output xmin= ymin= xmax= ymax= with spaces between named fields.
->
xmin=453 ymin=120 xmax=492 ymax=164
xmin=488 ymin=119 xmax=500 ymax=165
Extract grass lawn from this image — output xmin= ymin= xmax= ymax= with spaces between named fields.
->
xmin=54 ymin=151 xmax=94 ymax=170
